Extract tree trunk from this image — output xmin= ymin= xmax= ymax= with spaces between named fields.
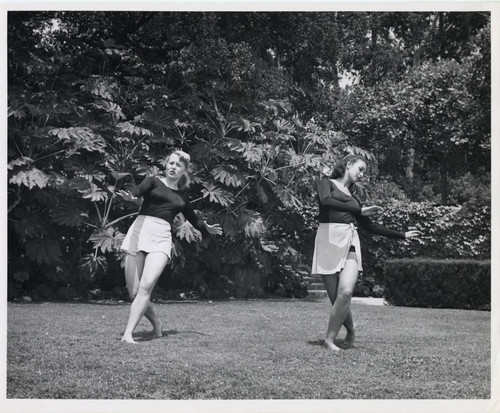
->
xmin=405 ymin=147 xmax=415 ymax=181
xmin=370 ymin=13 xmax=379 ymax=82
xmin=440 ymin=155 xmax=449 ymax=205
xmin=331 ymin=12 xmax=340 ymax=89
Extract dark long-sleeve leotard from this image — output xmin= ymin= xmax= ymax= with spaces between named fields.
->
xmin=131 ymin=176 xmax=205 ymax=232
xmin=316 ymin=177 xmax=405 ymax=239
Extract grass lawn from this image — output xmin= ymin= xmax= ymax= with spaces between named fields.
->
xmin=7 ymin=299 xmax=490 ymax=400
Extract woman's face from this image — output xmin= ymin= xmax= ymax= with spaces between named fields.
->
xmin=346 ymin=159 xmax=367 ymax=184
xmin=166 ymin=154 xmax=187 ymax=181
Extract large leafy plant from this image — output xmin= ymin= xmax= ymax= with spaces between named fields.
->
xmin=8 ymin=13 xmax=373 ymax=299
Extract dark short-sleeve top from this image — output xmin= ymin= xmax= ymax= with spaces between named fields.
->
xmin=316 ymin=177 xmax=405 ymax=239
xmin=131 ymin=176 xmax=205 ymax=231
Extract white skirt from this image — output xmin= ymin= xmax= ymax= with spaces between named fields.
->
xmin=120 ymin=215 xmax=172 ymax=258
xmin=311 ymin=223 xmax=363 ymax=275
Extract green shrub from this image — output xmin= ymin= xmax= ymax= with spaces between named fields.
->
xmin=361 ymin=200 xmax=490 ymax=286
xmin=383 ymin=258 xmax=490 ymax=310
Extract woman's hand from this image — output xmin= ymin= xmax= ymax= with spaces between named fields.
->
xmin=405 ymin=230 xmax=423 ymax=239
xmin=116 ymin=190 xmax=140 ymax=205
xmin=361 ymin=206 xmax=384 ymax=216
xmin=204 ymin=222 xmax=223 ymax=235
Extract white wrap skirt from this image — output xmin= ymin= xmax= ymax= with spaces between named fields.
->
xmin=120 ymin=215 xmax=172 ymax=258
xmin=311 ymin=223 xmax=363 ymax=275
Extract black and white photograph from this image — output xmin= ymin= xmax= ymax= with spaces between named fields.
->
xmin=3 ymin=2 xmax=497 ymax=413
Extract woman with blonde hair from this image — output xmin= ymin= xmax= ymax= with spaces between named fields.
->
xmin=312 ymin=154 xmax=421 ymax=352
xmin=119 ymin=150 xmax=222 ymax=344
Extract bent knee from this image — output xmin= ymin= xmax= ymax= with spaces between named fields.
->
xmin=337 ymin=288 xmax=354 ymax=300
xmin=137 ymin=281 xmax=155 ymax=296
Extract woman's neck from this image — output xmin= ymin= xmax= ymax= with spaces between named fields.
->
xmin=334 ymin=176 xmax=350 ymax=188
xmin=163 ymin=176 xmax=180 ymax=190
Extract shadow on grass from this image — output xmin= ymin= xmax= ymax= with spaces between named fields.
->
xmin=307 ymin=339 xmax=325 ymax=347
xmin=307 ymin=338 xmax=352 ymax=350
xmin=130 ymin=329 xmax=210 ymax=342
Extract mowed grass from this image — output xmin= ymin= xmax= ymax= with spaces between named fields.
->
xmin=7 ymin=299 xmax=490 ymax=399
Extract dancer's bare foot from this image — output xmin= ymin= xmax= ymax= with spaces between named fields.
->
xmin=121 ymin=335 xmax=139 ymax=344
xmin=345 ymin=323 xmax=356 ymax=345
xmin=345 ymin=330 xmax=355 ymax=346
xmin=152 ymin=319 xmax=163 ymax=338
xmin=324 ymin=339 xmax=341 ymax=352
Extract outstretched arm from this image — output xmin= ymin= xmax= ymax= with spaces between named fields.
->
xmin=359 ymin=216 xmax=423 ymax=239
xmin=358 ymin=215 xmax=406 ymax=239
xmin=116 ymin=177 xmax=154 ymax=206
xmin=182 ymin=200 xmax=222 ymax=236
xmin=404 ymin=230 xmax=423 ymax=239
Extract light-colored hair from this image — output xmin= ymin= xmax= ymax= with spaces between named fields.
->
xmin=167 ymin=150 xmax=192 ymax=190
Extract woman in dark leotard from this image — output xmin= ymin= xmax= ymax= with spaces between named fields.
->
xmin=119 ymin=150 xmax=222 ymax=344
xmin=311 ymin=155 xmax=421 ymax=352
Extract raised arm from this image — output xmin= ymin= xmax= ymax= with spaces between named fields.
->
xmin=130 ymin=176 xmax=155 ymax=197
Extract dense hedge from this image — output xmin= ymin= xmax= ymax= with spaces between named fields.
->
xmin=383 ymin=258 xmax=490 ymax=310
xmin=359 ymin=200 xmax=490 ymax=292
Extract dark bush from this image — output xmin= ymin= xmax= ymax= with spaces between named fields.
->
xmin=384 ymin=258 xmax=490 ymax=310
xmin=361 ymin=201 xmax=490 ymax=286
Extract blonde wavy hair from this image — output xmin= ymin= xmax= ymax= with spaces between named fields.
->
xmin=167 ymin=150 xmax=192 ymax=190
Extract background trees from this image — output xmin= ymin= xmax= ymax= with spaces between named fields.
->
xmin=8 ymin=11 xmax=490 ymax=300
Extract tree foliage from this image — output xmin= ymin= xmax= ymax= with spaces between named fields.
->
xmin=7 ymin=11 xmax=490 ymax=299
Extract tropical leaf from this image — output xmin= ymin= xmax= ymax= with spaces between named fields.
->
xmin=85 ymin=78 xmax=116 ymax=101
xmin=232 ymin=117 xmax=260 ymax=133
xmin=49 ymin=127 xmax=107 ymax=154
xmin=110 ymin=171 xmax=131 ymax=181
xmin=23 ymin=103 xmax=44 ymax=117
xmin=8 ymin=106 xmax=27 ymax=119
xmin=142 ymin=107 xmax=175 ymax=129
xmin=79 ymin=253 xmax=108 ymax=280
xmin=117 ymin=122 xmax=153 ymax=137
xmin=51 ymin=206 xmax=86 ymax=227
xmin=237 ymin=211 xmax=266 ymax=238
xmin=211 ymin=166 xmax=246 ymax=188
xmin=174 ymin=214 xmax=202 ymax=243
xmin=25 ymin=239 xmax=61 ymax=265
xmin=14 ymin=213 xmax=48 ymax=240
xmin=201 ymin=183 xmax=234 ymax=207
xmin=242 ymin=142 xmax=264 ymax=163
xmin=225 ymin=138 xmax=245 ymax=153
xmin=261 ymin=166 xmax=277 ymax=182
xmin=81 ymin=183 xmax=108 ymax=202
xmin=13 ymin=271 xmax=30 ymax=282
xmin=9 ymin=168 xmax=50 ymax=189
xmin=8 ymin=156 xmax=32 ymax=170
xmin=345 ymin=146 xmax=376 ymax=162
xmin=273 ymin=185 xmax=302 ymax=209
xmin=68 ymin=176 xmax=91 ymax=192
xmin=88 ymin=227 xmax=124 ymax=253
xmin=64 ymin=159 xmax=106 ymax=182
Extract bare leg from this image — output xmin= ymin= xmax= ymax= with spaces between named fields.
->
xmin=121 ymin=252 xmax=169 ymax=344
xmin=321 ymin=273 xmax=355 ymax=338
xmin=324 ymin=254 xmax=359 ymax=352
xmin=124 ymin=252 xmax=163 ymax=338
